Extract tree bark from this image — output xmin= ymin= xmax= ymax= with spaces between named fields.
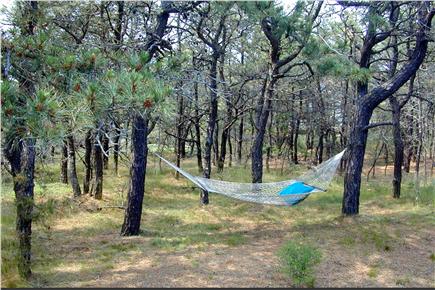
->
xmin=342 ymin=107 xmax=372 ymax=214
xmin=193 ymin=80 xmax=203 ymax=173
xmin=93 ymin=132 xmax=103 ymax=200
xmin=237 ymin=116 xmax=244 ymax=165
xmin=121 ymin=114 xmax=148 ymax=236
xmin=102 ymin=132 xmax=109 ymax=170
xmin=113 ymin=121 xmax=121 ymax=175
xmin=201 ymin=57 xmax=219 ymax=205
xmin=67 ymin=135 xmax=81 ymax=197
xmin=252 ymin=78 xmax=274 ymax=183
xmin=4 ymin=138 xmax=36 ymax=278
xmin=83 ymin=129 xmax=92 ymax=194
xmin=60 ymin=140 xmax=68 ymax=184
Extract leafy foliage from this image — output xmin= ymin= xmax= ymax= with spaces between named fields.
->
xmin=277 ymin=241 xmax=321 ymax=287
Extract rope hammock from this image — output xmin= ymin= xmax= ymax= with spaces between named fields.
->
xmin=154 ymin=150 xmax=346 ymax=206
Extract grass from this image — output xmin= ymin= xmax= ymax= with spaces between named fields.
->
xmin=277 ymin=240 xmax=321 ymax=287
xmin=1 ymin=153 xmax=434 ymax=287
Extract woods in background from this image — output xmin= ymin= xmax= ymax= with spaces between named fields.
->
xmin=1 ymin=0 xmax=434 ymax=278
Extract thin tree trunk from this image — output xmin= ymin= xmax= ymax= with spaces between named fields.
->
xmin=251 ymin=78 xmax=272 ymax=183
xmin=93 ymin=132 xmax=103 ymax=200
xmin=67 ymin=135 xmax=81 ymax=197
xmin=113 ymin=122 xmax=121 ymax=175
xmin=60 ymin=140 xmax=68 ymax=184
xmin=237 ymin=116 xmax=244 ymax=165
xmin=102 ymin=132 xmax=109 ymax=170
xmin=390 ymin=97 xmax=404 ymax=198
xmin=194 ymin=80 xmax=203 ymax=173
xmin=83 ymin=130 xmax=92 ymax=194
xmin=201 ymin=57 xmax=219 ymax=205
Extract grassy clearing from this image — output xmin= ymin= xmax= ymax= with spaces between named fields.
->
xmin=1 ymin=155 xmax=434 ymax=287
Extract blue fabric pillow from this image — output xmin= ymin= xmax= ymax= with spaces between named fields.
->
xmin=278 ymin=181 xmax=315 ymax=196
xmin=278 ymin=181 xmax=315 ymax=206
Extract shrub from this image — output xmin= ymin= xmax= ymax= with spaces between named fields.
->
xmin=277 ymin=241 xmax=321 ymax=287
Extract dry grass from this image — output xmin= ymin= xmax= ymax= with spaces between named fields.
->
xmin=1 ymin=155 xmax=434 ymax=287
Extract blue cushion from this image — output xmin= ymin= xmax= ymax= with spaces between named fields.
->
xmin=278 ymin=181 xmax=315 ymax=196
xmin=278 ymin=182 xmax=315 ymax=206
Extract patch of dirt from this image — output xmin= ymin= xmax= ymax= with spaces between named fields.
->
xmin=39 ymin=216 xmax=435 ymax=288
xmin=81 ymin=239 xmax=288 ymax=288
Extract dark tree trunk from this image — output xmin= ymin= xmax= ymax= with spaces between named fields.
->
xmin=316 ymin=133 xmax=324 ymax=164
xmin=341 ymin=2 xmax=433 ymax=215
xmin=293 ymin=118 xmax=300 ymax=164
xmin=266 ymin=112 xmax=273 ymax=172
xmin=4 ymin=138 xmax=36 ymax=278
xmin=389 ymin=97 xmax=404 ymax=198
xmin=83 ymin=130 xmax=92 ymax=194
xmin=218 ymin=127 xmax=229 ymax=172
xmin=60 ymin=140 xmax=68 ymax=184
xmin=228 ymin=128 xmax=233 ymax=167
xmin=252 ymin=78 xmax=273 ymax=183
xmin=201 ymin=57 xmax=219 ymax=205
xmin=237 ymin=117 xmax=244 ymax=164
xmin=213 ymin=120 xmax=219 ymax=166
xmin=93 ymin=133 xmax=103 ymax=200
xmin=113 ymin=122 xmax=121 ymax=175
xmin=403 ymin=112 xmax=414 ymax=173
xmin=217 ymin=59 xmax=232 ymax=172
xmin=176 ymin=90 xmax=184 ymax=179
xmin=67 ymin=135 xmax=81 ymax=197
xmin=342 ymin=107 xmax=372 ymax=215
xmin=102 ymin=132 xmax=109 ymax=170
xmin=121 ymin=114 xmax=148 ymax=236
xmin=193 ymin=80 xmax=203 ymax=173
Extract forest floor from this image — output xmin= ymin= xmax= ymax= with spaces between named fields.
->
xmin=1 ymin=155 xmax=434 ymax=288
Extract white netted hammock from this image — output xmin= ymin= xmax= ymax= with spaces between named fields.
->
xmin=154 ymin=150 xmax=345 ymax=206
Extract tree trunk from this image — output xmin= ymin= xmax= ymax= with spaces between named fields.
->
xmin=60 ymin=140 xmax=68 ymax=184
xmin=93 ymin=132 xmax=103 ymax=200
xmin=83 ymin=130 xmax=92 ymax=194
xmin=4 ymin=138 xmax=36 ymax=278
xmin=176 ymin=90 xmax=184 ymax=179
xmin=316 ymin=133 xmax=324 ymax=164
xmin=342 ymin=107 xmax=372 ymax=215
xmin=102 ymin=132 xmax=109 ymax=170
xmin=389 ymin=97 xmax=404 ymax=198
xmin=67 ymin=135 xmax=81 ymax=197
xmin=193 ymin=80 xmax=203 ymax=173
xmin=228 ymin=128 xmax=233 ymax=167
xmin=251 ymin=78 xmax=273 ymax=183
xmin=237 ymin=116 xmax=244 ymax=164
xmin=293 ymin=96 xmax=301 ymax=164
xmin=113 ymin=122 xmax=121 ymax=175
xmin=201 ymin=57 xmax=219 ymax=205
xmin=121 ymin=114 xmax=148 ymax=236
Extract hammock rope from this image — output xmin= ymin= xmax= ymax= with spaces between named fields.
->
xmin=154 ymin=150 xmax=345 ymax=206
